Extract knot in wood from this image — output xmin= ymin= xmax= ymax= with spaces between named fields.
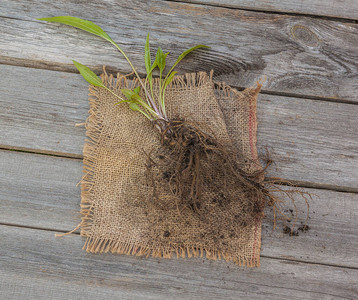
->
xmin=290 ymin=25 xmax=321 ymax=48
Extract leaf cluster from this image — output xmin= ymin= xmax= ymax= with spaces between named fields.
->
xmin=38 ymin=16 xmax=209 ymax=121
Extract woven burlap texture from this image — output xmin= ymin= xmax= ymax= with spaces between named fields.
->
xmin=80 ymin=70 xmax=262 ymax=267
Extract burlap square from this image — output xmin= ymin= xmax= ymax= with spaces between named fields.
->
xmin=79 ymin=70 xmax=262 ymax=266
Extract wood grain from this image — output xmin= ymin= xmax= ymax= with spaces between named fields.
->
xmin=1 ymin=0 xmax=358 ymax=101
xmin=172 ymin=0 xmax=358 ymax=20
xmin=1 ymin=149 xmax=358 ymax=268
xmin=0 ymin=65 xmax=88 ymax=158
xmin=1 ymin=225 xmax=357 ymax=300
xmin=0 ymin=150 xmax=82 ymax=232
xmin=1 ymin=65 xmax=357 ymax=188
xmin=1 ymin=2 xmax=357 ymax=298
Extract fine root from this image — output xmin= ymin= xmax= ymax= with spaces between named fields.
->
xmin=145 ymin=119 xmax=311 ymax=231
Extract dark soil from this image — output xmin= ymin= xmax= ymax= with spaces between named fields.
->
xmin=146 ymin=118 xmax=311 ymax=230
xmin=283 ymin=226 xmax=299 ymax=236
xmin=283 ymin=223 xmax=311 ymax=237
xmin=298 ymin=224 xmax=311 ymax=232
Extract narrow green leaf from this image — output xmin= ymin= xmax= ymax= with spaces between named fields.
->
xmin=170 ymin=45 xmax=209 ymax=73
xmin=115 ymin=100 xmax=132 ymax=105
xmin=115 ymin=95 xmax=152 ymax=119
xmin=129 ymin=103 xmax=151 ymax=120
xmin=121 ymin=89 xmax=145 ymax=104
xmin=72 ymin=60 xmax=104 ymax=87
xmin=146 ymin=59 xmax=157 ymax=100
xmin=163 ymin=71 xmax=177 ymax=93
xmin=121 ymin=88 xmax=153 ymax=112
xmin=149 ymin=53 xmax=167 ymax=75
xmin=37 ymin=16 xmax=113 ymax=43
xmin=121 ymin=88 xmax=144 ymax=101
xmin=156 ymin=47 xmax=166 ymax=72
xmin=133 ymin=86 xmax=141 ymax=95
xmin=148 ymin=60 xmax=158 ymax=75
xmin=145 ymin=33 xmax=151 ymax=74
xmin=38 ymin=16 xmax=148 ymax=97
xmin=146 ymin=52 xmax=169 ymax=106
xmin=131 ymin=93 xmax=144 ymax=102
xmin=129 ymin=102 xmax=140 ymax=111
xmin=121 ymin=88 xmax=136 ymax=100
xmin=161 ymin=71 xmax=177 ymax=115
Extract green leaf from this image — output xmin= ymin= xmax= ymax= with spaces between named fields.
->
xmin=148 ymin=60 xmax=158 ymax=75
xmin=115 ymin=100 xmax=132 ymax=105
xmin=115 ymin=94 xmax=152 ymax=119
xmin=161 ymin=71 xmax=177 ymax=115
xmin=163 ymin=71 xmax=177 ymax=93
xmin=156 ymin=47 xmax=166 ymax=72
xmin=145 ymin=33 xmax=151 ymax=74
xmin=129 ymin=103 xmax=151 ymax=120
xmin=169 ymin=44 xmax=209 ymax=73
xmin=146 ymin=59 xmax=157 ymax=100
xmin=37 ymin=16 xmax=113 ymax=43
xmin=147 ymin=52 xmax=167 ymax=76
xmin=37 ymin=16 xmax=147 ymax=95
xmin=133 ymin=86 xmax=141 ymax=95
xmin=121 ymin=89 xmax=145 ymax=103
xmin=132 ymin=93 xmax=145 ymax=102
xmin=121 ymin=88 xmax=136 ymax=100
xmin=72 ymin=60 xmax=104 ymax=87
xmin=147 ymin=46 xmax=170 ymax=107
xmin=129 ymin=102 xmax=140 ymax=111
xmin=121 ymin=88 xmax=151 ymax=110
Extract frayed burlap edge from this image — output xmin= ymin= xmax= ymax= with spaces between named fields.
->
xmin=214 ymin=81 xmax=263 ymax=268
xmin=77 ymin=70 xmax=262 ymax=267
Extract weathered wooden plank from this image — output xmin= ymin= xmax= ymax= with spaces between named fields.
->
xmin=1 ymin=65 xmax=357 ymax=188
xmin=1 ymin=0 xmax=358 ymax=101
xmin=0 ymin=66 xmax=88 ymax=158
xmin=1 ymin=149 xmax=358 ymax=268
xmin=173 ymin=0 xmax=358 ymax=20
xmin=0 ymin=225 xmax=357 ymax=300
xmin=0 ymin=150 xmax=82 ymax=231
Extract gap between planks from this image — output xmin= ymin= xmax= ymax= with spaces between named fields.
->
xmin=2 ymin=150 xmax=357 ymax=270
xmin=2 ymin=0 xmax=358 ymax=102
xmin=0 ymin=146 xmax=83 ymax=160
xmin=2 ymin=64 xmax=358 ymax=188
xmin=0 ymin=0 xmax=357 ymax=24
xmin=2 ymin=223 xmax=357 ymax=299
xmin=0 ymin=222 xmax=357 ymax=272
xmin=166 ymin=0 xmax=358 ymax=23
xmin=1 ymin=146 xmax=358 ymax=194
xmin=0 ymin=58 xmax=357 ymax=106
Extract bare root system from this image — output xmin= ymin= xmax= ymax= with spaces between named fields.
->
xmin=145 ymin=119 xmax=311 ymax=231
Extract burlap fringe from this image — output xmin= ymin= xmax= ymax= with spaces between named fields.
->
xmin=82 ymin=236 xmax=260 ymax=267
xmin=214 ymin=79 xmax=263 ymax=103
xmin=61 ymin=68 xmax=260 ymax=267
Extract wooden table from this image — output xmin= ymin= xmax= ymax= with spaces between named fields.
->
xmin=1 ymin=1 xmax=357 ymax=299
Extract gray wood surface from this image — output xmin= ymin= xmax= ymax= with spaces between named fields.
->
xmin=0 ymin=65 xmax=88 ymax=158
xmin=1 ymin=1 xmax=357 ymax=298
xmin=0 ymin=150 xmax=82 ymax=231
xmin=1 ymin=225 xmax=357 ymax=300
xmin=1 ymin=0 xmax=358 ymax=101
xmin=1 ymin=65 xmax=357 ymax=189
xmin=1 ymin=149 xmax=358 ymax=268
xmin=174 ymin=0 xmax=358 ymax=20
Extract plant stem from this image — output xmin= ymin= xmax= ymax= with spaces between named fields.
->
xmin=109 ymin=40 xmax=164 ymax=119
xmin=104 ymin=86 xmax=125 ymax=101
xmin=158 ymin=70 xmax=163 ymax=115
xmin=104 ymin=86 xmax=155 ymax=119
